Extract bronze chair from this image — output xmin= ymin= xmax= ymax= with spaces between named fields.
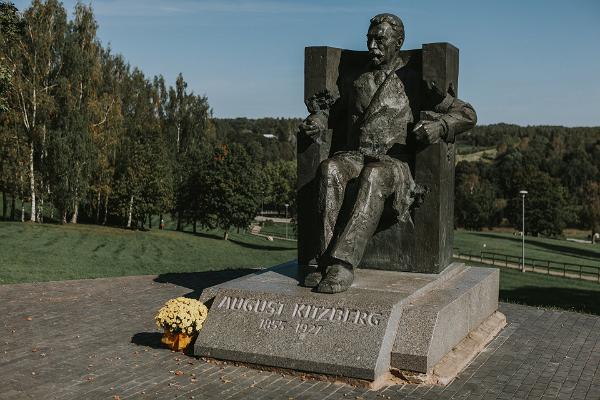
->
xmin=298 ymin=43 xmax=460 ymax=274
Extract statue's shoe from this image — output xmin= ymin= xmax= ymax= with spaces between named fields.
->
xmin=303 ymin=270 xmax=323 ymax=288
xmin=317 ymin=264 xmax=354 ymax=293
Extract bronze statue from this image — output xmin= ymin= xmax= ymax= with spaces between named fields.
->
xmin=299 ymin=14 xmax=477 ymax=293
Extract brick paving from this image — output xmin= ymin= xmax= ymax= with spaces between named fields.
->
xmin=1 ymin=270 xmax=599 ymax=400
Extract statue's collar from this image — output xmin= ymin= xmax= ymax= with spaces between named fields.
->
xmin=375 ymin=53 xmax=409 ymax=74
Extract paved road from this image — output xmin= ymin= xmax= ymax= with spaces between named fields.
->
xmin=1 ymin=271 xmax=599 ymax=399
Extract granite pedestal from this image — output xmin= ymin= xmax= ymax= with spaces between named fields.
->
xmin=193 ymin=261 xmax=500 ymax=383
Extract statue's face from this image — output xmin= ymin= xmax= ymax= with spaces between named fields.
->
xmin=367 ymin=22 xmax=400 ymax=68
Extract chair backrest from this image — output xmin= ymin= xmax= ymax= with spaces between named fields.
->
xmin=298 ymin=43 xmax=459 ymax=274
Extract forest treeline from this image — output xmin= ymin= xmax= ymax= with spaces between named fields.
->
xmin=0 ymin=1 xmax=296 ymax=235
xmin=455 ymin=124 xmax=600 ymax=238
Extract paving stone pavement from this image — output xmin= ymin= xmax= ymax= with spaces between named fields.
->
xmin=1 ymin=269 xmax=599 ymax=400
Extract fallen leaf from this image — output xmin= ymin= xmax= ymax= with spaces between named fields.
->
xmin=26 ymin=317 xmax=33 ymax=321
xmin=31 ymin=348 xmax=38 ymax=353
xmin=174 ymin=370 xmax=184 ymax=376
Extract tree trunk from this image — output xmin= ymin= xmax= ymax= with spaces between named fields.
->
xmin=71 ymin=187 xmax=79 ymax=224
xmin=38 ymin=125 xmax=46 ymax=223
xmin=38 ymin=191 xmax=43 ymax=223
xmin=62 ymin=209 xmax=67 ymax=224
xmin=95 ymin=192 xmax=101 ymax=223
xmin=11 ymin=194 xmax=15 ymax=221
xmin=2 ymin=191 xmax=6 ymax=219
xmin=193 ymin=220 xmax=197 ymax=234
xmin=223 ymin=230 xmax=228 ymax=241
xmin=21 ymin=200 xmax=25 ymax=222
xmin=29 ymin=141 xmax=36 ymax=222
xmin=148 ymin=215 xmax=152 ymax=229
xmin=176 ymin=208 xmax=182 ymax=231
xmin=47 ymin=184 xmax=52 ymax=221
xmin=126 ymin=195 xmax=134 ymax=228
xmin=103 ymin=194 xmax=109 ymax=225
xmin=71 ymin=202 xmax=79 ymax=224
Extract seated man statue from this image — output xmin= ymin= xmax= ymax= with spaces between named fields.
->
xmin=299 ymin=13 xmax=477 ymax=294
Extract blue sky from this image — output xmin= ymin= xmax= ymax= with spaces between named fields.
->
xmin=14 ymin=0 xmax=600 ymax=126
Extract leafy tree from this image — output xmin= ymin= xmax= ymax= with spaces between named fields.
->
xmin=262 ymin=160 xmax=296 ymax=214
xmin=48 ymin=2 xmax=100 ymax=223
xmin=0 ymin=1 xmax=22 ymax=112
xmin=505 ymin=168 xmax=569 ymax=237
xmin=3 ymin=0 xmax=67 ymax=221
xmin=583 ymin=181 xmax=600 ymax=243
xmin=455 ymin=174 xmax=496 ymax=230
xmin=194 ymin=144 xmax=261 ymax=240
xmin=111 ymin=68 xmax=172 ymax=228
xmin=165 ymin=74 xmax=214 ymax=230
xmin=88 ymin=49 xmax=126 ymax=224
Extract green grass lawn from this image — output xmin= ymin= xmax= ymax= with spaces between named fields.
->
xmin=464 ymin=260 xmax=600 ymax=315
xmin=454 ymin=230 xmax=600 ymax=268
xmin=2 ymin=218 xmax=599 ymax=315
xmin=257 ymin=221 xmax=298 ymax=239
xmin=0 ymin=221 xmax=296 ymax=284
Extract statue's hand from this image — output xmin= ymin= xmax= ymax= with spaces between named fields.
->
xmin=413 ymin=120 xmax=445 ymax=144
xmin=299 ymin=113 xmax=327 ymax=139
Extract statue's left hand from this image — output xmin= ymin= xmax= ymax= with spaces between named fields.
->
xmin=413 ymin=120 xmax=445 ymax=144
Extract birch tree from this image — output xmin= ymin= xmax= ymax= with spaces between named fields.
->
xmin=4 ymin=0 xmax=66 ymax=221
xmin=48 ymin=2 xmax=99 ymax=223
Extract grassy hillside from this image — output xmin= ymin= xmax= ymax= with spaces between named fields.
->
xmin=0 ymin=221 xmax=296 ymax=284
xmin=468 ymin=261 xmax=600 ymax=315
xmin=455 ymin=230 xmax=600 ymax=267
xmin=455 ymin=146 xmax=497 ymax=163
xmin=2 ymin=220 xmax=599 ymax=315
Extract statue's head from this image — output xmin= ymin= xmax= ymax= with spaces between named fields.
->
xmin=367 ymin=13 xmax=405 ymax=68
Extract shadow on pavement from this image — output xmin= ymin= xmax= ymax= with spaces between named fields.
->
xmin=154 ymin=268 xmax=258 ymax=298
xmin=131 ymin=332 xmax=164 ymax=349
xmin=500 ymin=286 xmax=600 ymax=315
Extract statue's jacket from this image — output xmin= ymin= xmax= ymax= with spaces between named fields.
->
xmin=334 ymin=57 xmax=477 ymax=222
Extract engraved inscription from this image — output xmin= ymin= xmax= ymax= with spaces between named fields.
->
xmin=216 ymin=295 xmax=386 ymax=335
xmin=291 ymin=303 xmax=383 ymax=327
xmin=217 ymin=296 xmax=284 ymax=316
xmin=259 ymin=318 xmax=286 ymax=331
xmin=295 ymin=322 xmax=322 ymax=335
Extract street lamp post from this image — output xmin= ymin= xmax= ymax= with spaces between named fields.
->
xmin=285 ymin=203 xmax=289 ymax=239
xmin=520 ymin=190 xmax=528 ymax=272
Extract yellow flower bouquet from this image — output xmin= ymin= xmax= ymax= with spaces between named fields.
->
xmin=155 ymin=297 xmax=209 ymax=351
